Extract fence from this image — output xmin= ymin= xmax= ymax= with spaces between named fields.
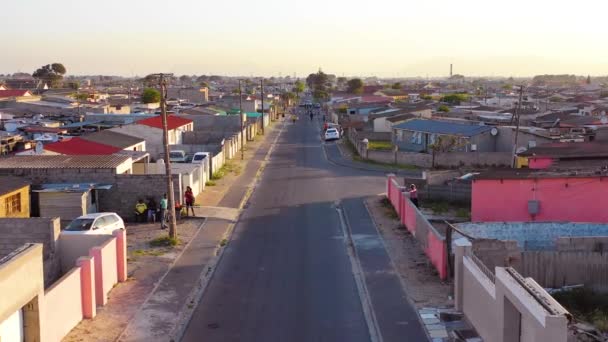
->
xmin=521 ymin=251 xmax=608 ymax=292
xmin=387 ymin=175 xmax=448 ymax=279
xmin=425 ymin=183 xmax=472 ymax=203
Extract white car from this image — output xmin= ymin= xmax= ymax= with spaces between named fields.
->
xmin=324 ymin=128 xmax=340 ymax=141
xmin=169 ymin=150 xmax=188 ymax=163
xmin=61 ymin=213 xmax=125 ymax=235
xmin=191 ymin=152 xmax=210 ymax=164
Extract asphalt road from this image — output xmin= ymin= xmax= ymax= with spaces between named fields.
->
xmin=181 ymin=116 xmax=424 ymax=342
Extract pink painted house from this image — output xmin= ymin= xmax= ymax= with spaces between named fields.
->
xmin=472 ymin=169 xmax=608 ymax=223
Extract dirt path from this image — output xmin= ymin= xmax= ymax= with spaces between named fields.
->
xmin=365 ymin=196 xmax=453 ymax=309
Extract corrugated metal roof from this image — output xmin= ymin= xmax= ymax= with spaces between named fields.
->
xmin=0 ymin=155 xmax=131 ymax=169
xmin=0 ymin=176 xmax=29 ymax=194
xmin=80 ymin=130 xmax=144 ymax=149
xmin=44 ymin=137 xmax=122 ymax=155
xmin=392 ymin=119 xmax=492 ymax=137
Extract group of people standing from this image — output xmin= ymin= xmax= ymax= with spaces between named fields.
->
xmin=134 ymin=186 xmax=197 ymax=229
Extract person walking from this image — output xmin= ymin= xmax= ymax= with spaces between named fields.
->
xmin=184 ymin=186 xmax=195 ymax=217
xmin=159 ymin=193 xmax=168 ymax=229
xmin=409 ymin=184 xmax=419 ymax=208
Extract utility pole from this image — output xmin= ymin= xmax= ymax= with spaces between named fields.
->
xmin=239 ymin=79 xmax=244 ymax=160
xmin=511 ymin=85 xmax=525 ymax=168
xmin=260 ymin=79 xmax=265 ymax=135
xmin=152 ymin=73 xmax=178 ymax=238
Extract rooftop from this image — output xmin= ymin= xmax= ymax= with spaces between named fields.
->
xmin=474 ymin=168 xmax=608 ymax=180
xmin=0 ymin=90 xmax=31 ymax=98
xmin=392 ymin=119 xmax=493 ymax=137
xmin=136 ymin=115 xmax=193 ymax=130
xmin=518 ymin=141 xmax=608 ymax=159
xmin=44 ymin=137 xmax=122 ymax=155
xmin=456 ymin=222 xmax=608 ymax=251
xmin=0 ymin=155 xmax=131 ymax=169
xmin=80 ymin=130 xmax=144 ymax=149
xmin=0 ymin=176 xmax=30 ymax=194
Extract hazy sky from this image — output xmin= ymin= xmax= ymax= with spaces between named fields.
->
xmin=1 ymin=0 xmax=607 ymax=77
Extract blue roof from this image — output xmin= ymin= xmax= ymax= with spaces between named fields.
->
xmin=392 ymin=119 xmax=492 ymax=137
xmin=62 ymin=120 xmax=103 ymax=128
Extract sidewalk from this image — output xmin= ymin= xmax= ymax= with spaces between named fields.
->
xmin=63 ymin=119 xmax=285 ymax=342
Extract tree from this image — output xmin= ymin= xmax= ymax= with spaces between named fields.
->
xmin=391 ymin=82 xmax=402 ymax=90
xmin=587 ymin=75 xmax=592 ymax=85
xmin=437 ymin=105 xmax=450 ymax=112
xmin=346 ymin=78 xmax=364 ymax=94
xmin=199 ymin=81 xmax=209 ymax=88
xmin=429 ymin=136 xmax=464 ymax=168
xmin=32 ymin=63 xmax=67 ymax=88
xmin=337 ymin=77 xmax=347 ymax=87
xmin=67 ymin=81 xmax=80 ymax=90
xmin=440 ymin=93 xmax=470 ymax=105
xmin=72 ymin=93 xmax=89 ymax=102
xmin=142 ymin=88 xmax=161 ymax=103
xmin=179 ymin=75 xmax=191 ymax=84
xmin=313 ymin=89 xmax=330 ymax=102
xmin=420 ymin=94 xmax=433 ymax=100
xmin=502 ymin=84 xmax=513 ymax=90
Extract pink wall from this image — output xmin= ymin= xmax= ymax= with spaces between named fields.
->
xmin=425 ymin=232 xmax=448 ymax=279
xmin=43 ymin=267 xmax=83 ymax=342
xmin=90 ymin=238 xmax=118 ymax=307
xmin=472 ymin=177 xmax=608 ymax=223
xmin=385 ymin=177 xmax=447 ymax=280
xmin=528 ymin=157 xmax=554 ymax=169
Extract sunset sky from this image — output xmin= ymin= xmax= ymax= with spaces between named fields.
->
xmin=1 ymin=0 xmax=606 ymax=77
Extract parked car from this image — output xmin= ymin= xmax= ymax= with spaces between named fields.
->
xmin=169 ymin=150 xmax=188 ymax=163
xmin=61 ymin=213 xmax=125 ymax=235
xmin=324 ymin=128 xmax=340 ymax=141
xmin=191 ymin=152 xmax=210 ymax=164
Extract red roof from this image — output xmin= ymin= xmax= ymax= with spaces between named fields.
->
xmin=0 ymin=90 xmax=31 ymax=98
xmin=136 ymin=115 xmax=193 ymax=130
xmin=44 ymin=137 xmax=122 ymax=155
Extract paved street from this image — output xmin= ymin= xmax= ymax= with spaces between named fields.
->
xmin=181 ymin=115 xmax=427 ymax=342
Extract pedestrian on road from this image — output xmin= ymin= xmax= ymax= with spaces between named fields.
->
xmin=159 ymin=193 xmax=168 ymax=229
xmin=309 ymin=112 xmax=313 ymax=121
xmin=184 ymin=186 xmax=195 ymax=217
xmin=409 ymin=184 xmax=419 ymax=208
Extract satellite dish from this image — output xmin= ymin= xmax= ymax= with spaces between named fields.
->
xmin=601 ymin=116 xmax=608 ymax=125
xmin=490 ymin=127 xmax=499 ymax=136
xmin=35 ymin=142 xmax=44 ymax=154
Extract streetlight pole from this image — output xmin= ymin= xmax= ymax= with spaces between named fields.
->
xmin=239 ymin=79 xmax=244 ymax=160
xmin=152 ymin=73 xmax=178 ymax=238
xmin=260 ymin=79 xmax=265 ymax=135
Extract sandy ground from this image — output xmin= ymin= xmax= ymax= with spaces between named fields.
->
xmin=366 ymin=195 xmax=453 ymax=309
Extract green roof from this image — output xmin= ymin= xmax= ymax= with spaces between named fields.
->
xmin=246 ymin=112 xmax=261 ymax=118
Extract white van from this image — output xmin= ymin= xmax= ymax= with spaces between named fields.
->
xmin=191 ymin=152 xmax=210 ymax=164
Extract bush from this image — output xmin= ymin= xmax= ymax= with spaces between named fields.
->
xmin=149 ymin=236 xmax=180 ymax=247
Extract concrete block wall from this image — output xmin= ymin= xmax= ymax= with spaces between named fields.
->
xmin=98 ymin=174 xmax=181 ymax=221
xmin=0 ymin=217 xmax=61 ymax=286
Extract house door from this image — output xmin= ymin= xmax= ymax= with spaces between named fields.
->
xmin=0 ymin=308 xmax=24 ymax=342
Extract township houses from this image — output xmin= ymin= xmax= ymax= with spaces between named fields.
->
xmin=370 ymin=102 xmax=435 ymax=132
xmin=109 ymin=115 xmax=193 ymax=159
xmin=392 ymin=119 xmax=495 ymax=152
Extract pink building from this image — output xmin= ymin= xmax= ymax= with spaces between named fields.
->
xmin=472 ymin=170 xmax=608 ymax=223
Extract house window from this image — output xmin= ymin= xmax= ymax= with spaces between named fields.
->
xmin=5 ymin=193 xmax=21 ymax=215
